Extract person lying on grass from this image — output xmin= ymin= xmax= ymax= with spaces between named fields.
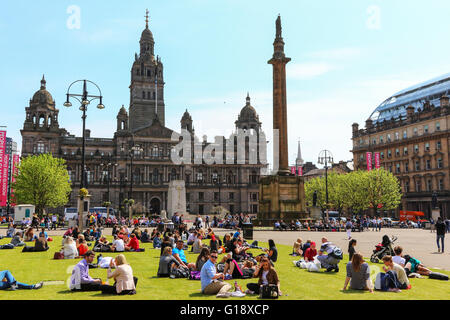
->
xmin=0 ymin=270 xmax=43 ymax=290
xmin=343 ymin=253 xmax=373 ymax=293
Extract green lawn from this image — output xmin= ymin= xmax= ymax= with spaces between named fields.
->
xmin=0 ymin=236 xmax=448 ymax=300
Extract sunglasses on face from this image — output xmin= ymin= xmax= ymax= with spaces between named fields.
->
xmin=211 ymin=255 xmax=218 ymax=259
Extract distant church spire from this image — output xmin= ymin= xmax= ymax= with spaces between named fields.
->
xmin=296 ymin=140 xmax=304 ymax=166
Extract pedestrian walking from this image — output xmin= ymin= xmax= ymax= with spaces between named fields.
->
xmin=346 ymin=220 xmax=352 ymax=240
xmin=435 ymin=217 xmax=446 ymax=253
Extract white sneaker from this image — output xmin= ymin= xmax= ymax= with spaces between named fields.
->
xmin=216 ymin=292 xmax=231 ymax=298
xmin=293 ymin=261 xmax=298 ymax=266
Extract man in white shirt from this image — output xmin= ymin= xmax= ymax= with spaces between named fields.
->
xmin=111 ymin=235 xmax=125 ymax=252
xmin=392 ymin=246 xmax=405 ymax=267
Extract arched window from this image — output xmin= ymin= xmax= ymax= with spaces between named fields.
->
xmin=152 ymin=146 xmax=159 ymax=157
xmin=39 ymin=116 xmax=45 ymax=127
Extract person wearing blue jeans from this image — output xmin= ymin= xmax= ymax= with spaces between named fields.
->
xmin=0 ymin=270 xmax=43 ymax=290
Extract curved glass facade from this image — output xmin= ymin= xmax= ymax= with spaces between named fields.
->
xmin=370 ymin=73 xmax=450 ymax=123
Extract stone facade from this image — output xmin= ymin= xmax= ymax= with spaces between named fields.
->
xmin=20 ymin=17 xmax=266 ymax=216
xmin=352 ymin=97 xmax=450 ymax=218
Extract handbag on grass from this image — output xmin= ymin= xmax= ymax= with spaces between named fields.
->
xmin=259 ymin=284 xmax=279 ymax=299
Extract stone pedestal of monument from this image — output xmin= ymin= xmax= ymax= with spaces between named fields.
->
xmin=308 ymin=206 xmax=322 ymax=220
xmin=77 ymin=195 xmax=91 ymax=231
xmin=167 ymin=180 xmax=187 ymax=220
xmin=256 ymin=175 xmax=308 ymax=226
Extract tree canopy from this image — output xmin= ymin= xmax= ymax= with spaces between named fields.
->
xmin=305 ymin=168 xmax=402 ymax=216
xmin=12 ymin=154 xmax=72 ymax=216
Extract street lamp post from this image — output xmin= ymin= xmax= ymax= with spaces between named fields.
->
xmin=63 ymin=80 xmax=105 ymax=190
xmin=63 ymin=80 xmax=104 ymax=230
xmin=318 ymin=149 xmax=334 ymax=222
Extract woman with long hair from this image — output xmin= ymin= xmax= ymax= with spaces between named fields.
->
xmin=196 ymin=247 xmax=210 ymax=271
xmin=264 ymin=239 xmax=278 ymax=263
xmin=348 ymin=239 xmax=357 ymax=261
xmin=100 ymin=254 xmax=137 ymax=295
xmin=245 ymin=257 xmax=281 ymax=295
xmin=343 ymin=253 xmax=373 ymax=292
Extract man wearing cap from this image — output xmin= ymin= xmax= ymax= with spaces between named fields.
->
xmin=172 ymin=240 xmax=196 ymax=270
xmin=69 ymin=250 xmax=103 ymax=291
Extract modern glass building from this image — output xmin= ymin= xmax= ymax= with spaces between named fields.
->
xmin=370 ymin=73 xmax=450 ymax=123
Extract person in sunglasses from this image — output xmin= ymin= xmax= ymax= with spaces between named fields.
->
xmin=200 ymin=250 xmax=232 ymax=297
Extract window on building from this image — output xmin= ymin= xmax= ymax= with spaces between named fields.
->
xmin=360 ymin=154 xmax=364 ymax=161
xmin=403 ymin=130 xmax=407 ymax=139
xmin=197 ymin=171 xmax=203 ymax=183
xmin=151 ymin=146 xmax=159 ymax=157
xmin=388 ymin=165 xmax=392 ymax=173
xmin=396 ymin=163 xmax=401 ymax=173
xmin=380 ymin=136 xmax=384 ymax=143
xmin=436 ymin=122 xmax=441 ymax=131
xmin=212 ymin=172 xmax=218 ymax=182
xmin=199 ymin=205 xmax=204 ymax=215
xmin=199 ymin=192 xmax=204 ymax=201
xmin=415 ymin=161 xmax=420 ymax=171
xmin=403 ymin=147 xmax=408 ymax=155
xmin=186 ymin=193 xmax=190 ymax=202
xmin=387 ymin=134 xmax=391 ymax=142
xmin=214 ymin=192 xmax=219 ymax=202
xmin=251 ymin=193 xmax=258 ymax=201
xmin=36 ymin=142 xmax=45 ymax=154
xmin=404 ymin=180 xmax=409 ymax=192
xmin=395 ymin=132 xmax=399 ymax=140
xmin=424 ymin=125 xmax=429 ymax=133
xmin=372 ymin=138 xmax=377 ymax=145
xmin=359 ymin=139 xmax=363 ymax=146
xmin=387 ymin=150 xmax=392 ymax=158
xmin=413 ymin=128 xmax=418 ymax=136
xmin=415 ymin=180 xmax=421 ymax=192
xmin=425 ymin=143 xmax=430 ymax=151
xmin=437 ymin=158 xmax=443 ymax=169
xmin=426 ymin=159 xmax=431 ymax=170
xmin=436 ymin=141 xmax=441 ymax=150
xmin=229 ymin=192 xmax=234 ymax=200
xmin=426 ymin=179 xmax=432 ymax=191
xmin=395 ymin=148 xmax=400 ymax=156
xmin=414 ymin=145 xmax=419 ymax=153
xmin=439 ymin=179 xmax=444 ymax=191
xmin=405 ymin=162 xmax=409 ymax=172
xmin=380 ymin=152 xmax=384 ymax=159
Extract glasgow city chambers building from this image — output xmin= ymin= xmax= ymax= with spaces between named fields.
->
xmin=352 ymin=74 xmax=450 ymax=219
xmin=20 ymin=17 xmax=267 ymax=216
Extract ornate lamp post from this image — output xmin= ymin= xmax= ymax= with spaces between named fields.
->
xmin=121 ymin=138 xmax=143 ymax=199
xmin=100 ymin=160 xmax=118 ymax=209
xmin=318 ymin=149 xmax=334 ymax=221
xmin=63 ymin=80 xmax=105 ymax=190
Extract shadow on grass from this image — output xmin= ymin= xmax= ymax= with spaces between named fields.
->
xmin=188 ymin=292 xmax=204 ymax=298
xmin=340 ymin=289 xmax=369 ymax=295
xmin=57 ymin=290 xmax=74 ymax=295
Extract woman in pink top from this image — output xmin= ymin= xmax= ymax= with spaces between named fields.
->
xmin=100 ymin=254 xmax=137 ymax=295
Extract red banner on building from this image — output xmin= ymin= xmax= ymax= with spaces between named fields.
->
xmin=291 ymin=166 xmax=296 ymax=175
xmin=374 ymin=152 xmax=380 ymax=169
xmin=10 ymin=154 xmax=19 ymax=207
xmin=0 ymin=131 xmax=7 ymax=206
xmin=366 ymin=152 xmax=373 ymax=171
xmin=298 ymin=166 xmax=303 ymax=176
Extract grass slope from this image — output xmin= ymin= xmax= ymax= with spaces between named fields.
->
xmin=0 ymin=236 xmax=448 ymax=300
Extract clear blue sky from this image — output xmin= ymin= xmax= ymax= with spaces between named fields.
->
xmin=1 ymin=0 xmax=450 ymax=168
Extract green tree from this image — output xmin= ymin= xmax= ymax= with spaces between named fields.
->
xmin=363 ymin=168 xmax=402 ymax=213
xmin=342 ymin=170 xmax=370 ymax=214
xmin=305 ymin=176 xmax=326 ymax=210
xmin=13 ymin=154 xmax=72 ymax=217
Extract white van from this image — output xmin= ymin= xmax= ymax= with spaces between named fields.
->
xmin=64 ymin=207 xmax=78 ymax=221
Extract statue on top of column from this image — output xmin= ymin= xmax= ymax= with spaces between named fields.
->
xmin=276 ymin=15 xmax=282 ymax=38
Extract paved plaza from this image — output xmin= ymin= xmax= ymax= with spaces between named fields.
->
xmin=1 ymin=226 xmax=448 ymax=270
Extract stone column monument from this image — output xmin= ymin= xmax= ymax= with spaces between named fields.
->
xmin=256 ymin=15 xmax=308 ymax=226
xmin=167 ymin=180 xmax=187 ymax=219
